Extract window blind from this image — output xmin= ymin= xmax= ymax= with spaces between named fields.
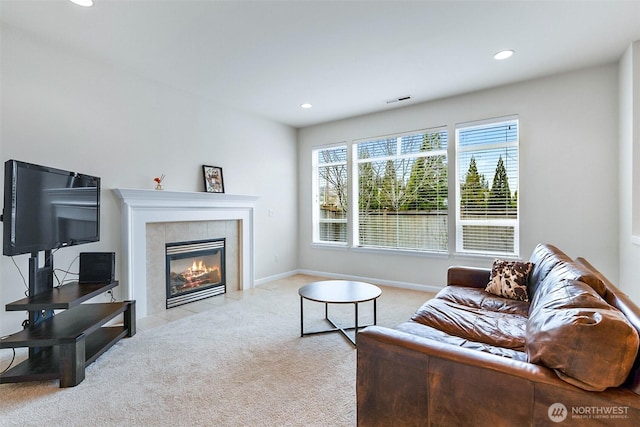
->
xmin=354 ymin=128 xmax=448 ymax=252
xmin=313 ymin=146 xmax=348 ymax=244
xmin=456 ymin=119 xmax=519 ymax=255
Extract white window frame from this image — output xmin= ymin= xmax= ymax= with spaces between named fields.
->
xmin=351 ymin=128 xmax=448 ymax=253
xmin=455 ymin=116 xmax=520 ymax=257
xmin=312 ymin=144 xmax=348 ymax=246
xmin=310 ymin=116 xmax=519 ymax=258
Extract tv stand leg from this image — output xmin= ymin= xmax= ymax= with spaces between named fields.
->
xmin=59 ymin=335 xmax=86 ymax=388
xmin=124 ymin=300 xmax=136 ymax=338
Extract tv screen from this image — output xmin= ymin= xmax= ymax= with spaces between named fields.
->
xmin=3 ymin=160 xmax=100 ymax=256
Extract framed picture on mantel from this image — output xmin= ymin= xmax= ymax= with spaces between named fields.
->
xmin=203 ymin=165 xmax=225 ymax=193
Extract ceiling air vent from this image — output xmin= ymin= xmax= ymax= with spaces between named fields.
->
xmin=385 ymin=95 xmax=412 ymax=105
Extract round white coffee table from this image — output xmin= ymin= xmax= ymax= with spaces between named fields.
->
xmin=298 ymin=280 xmax=382 ymax=346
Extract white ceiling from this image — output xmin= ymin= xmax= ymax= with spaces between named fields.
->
xmin=2 ymin=0 xmax=640 ymax=128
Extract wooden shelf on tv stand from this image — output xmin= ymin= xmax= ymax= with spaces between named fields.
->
xmin=0 ymin=281 xmax=136 ymax=388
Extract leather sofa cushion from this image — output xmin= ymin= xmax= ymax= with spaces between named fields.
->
xmin=436 ymin=286 xmax=530 ymax=317
xmin=412 ymin=298 xmax=527 ymax=350
xmin=531 ymin=259 xmax=607 ymax=303
xmin=526 ymin=279 xmax=640 ymax=391
xmin=527 ymin=243 xmax=572 ymax=296
xmin=396 ymin=321 xmax=528 ymax=362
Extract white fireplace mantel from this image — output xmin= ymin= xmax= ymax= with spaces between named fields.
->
xmin=113 ymin=188 xmax=258 ymax=318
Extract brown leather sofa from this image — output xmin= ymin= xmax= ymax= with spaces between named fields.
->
xmin=357 ymin=244 xmax=640 ymax=426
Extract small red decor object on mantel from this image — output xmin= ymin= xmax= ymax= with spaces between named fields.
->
xmin=154 ymin=174 xmax=165 ymax=190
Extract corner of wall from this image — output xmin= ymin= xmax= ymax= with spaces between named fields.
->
xmin=619 ymin=40 xmax=640 ymax=305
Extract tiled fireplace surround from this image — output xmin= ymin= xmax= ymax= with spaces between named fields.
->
xmin=113 ymin=189 xmax=258 ymax=319
xmin=146 ymin=221 xmax=237 ymax=313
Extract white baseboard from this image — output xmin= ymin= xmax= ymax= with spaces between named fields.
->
xmin=256 ymin=269 xmax=443 ymax=293
xmin=254 ymin=270 xmax=300 ymax=286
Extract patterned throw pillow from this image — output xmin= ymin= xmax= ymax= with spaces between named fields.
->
xmin=485 ymin=259 xmax=534 ymax=301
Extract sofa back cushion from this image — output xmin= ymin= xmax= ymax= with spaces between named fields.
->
xmin=526 ymin=279 xmax=640 ymax=391
xmin=531 ymin=260 xmax=607 ymax=306
xmin=527 ymin=243 xmax=572 ymax=296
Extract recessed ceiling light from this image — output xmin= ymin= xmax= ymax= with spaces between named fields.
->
xmin=301 ymin=103 xmax=313 ymax=109
xmin=494 ymin=50 xmax=514 ymax=60
xmin=70 ymin=0 xmax=93 ymax=7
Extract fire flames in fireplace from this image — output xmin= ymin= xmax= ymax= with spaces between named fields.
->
xmin=172 ymin=258 xmax=221 ymax=290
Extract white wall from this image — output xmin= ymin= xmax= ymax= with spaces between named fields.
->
xmin=298 ymin=64 xmax=621 ymax=293
xmin=0 ymin=26 xmax=298 ymax=336
xmin=620 ymin=41 xmax=640 ymax=303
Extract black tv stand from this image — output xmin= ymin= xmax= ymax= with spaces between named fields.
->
xmin=0 ymin=251 xmax=135 ymax=387
xmin=26 ymin=250 xmax=55 ymax=330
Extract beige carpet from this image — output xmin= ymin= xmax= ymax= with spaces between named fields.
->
xmin=0 ymin=274 xmax=434 ymax=427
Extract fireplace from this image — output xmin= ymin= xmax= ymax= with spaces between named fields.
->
xmin=113 ymin=188 xmax=257 ymax=318
xmin=165 ymin=238 xmax=226 ymax=308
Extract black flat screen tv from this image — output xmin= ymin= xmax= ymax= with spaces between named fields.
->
xmin=2 ymin=160 xmax=101 ymax=256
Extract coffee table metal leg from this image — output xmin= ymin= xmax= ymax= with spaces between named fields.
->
xmin=299 ymin=297 xmax=379 ymax=347
xmin=355 ymin=302 xmax=359 ymax=340
xmin=374 ymin=298 xmax=377 ymax=325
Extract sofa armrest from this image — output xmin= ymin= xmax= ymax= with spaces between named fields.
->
xmin=357 ymin=326 xmax=640 ymax=426
xmin=357 ymin=325 xmax=547 ymax=426
xmin=447 ymin=266 xmax=491 ymax=288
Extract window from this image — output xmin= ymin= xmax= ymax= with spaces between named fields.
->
xmin=311 ymin=116 xmax=519 ymax=256
xmin=455 ymin=118 xmax=519 ymax=256
xmin=354 ymin=128 xmax=448 ymax=252
xmin=312 ymin=145 xmax=348 ymax=244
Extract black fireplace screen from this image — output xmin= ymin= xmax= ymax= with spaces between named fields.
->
xmin=165 ymin=238 xmax=226 ymax=308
